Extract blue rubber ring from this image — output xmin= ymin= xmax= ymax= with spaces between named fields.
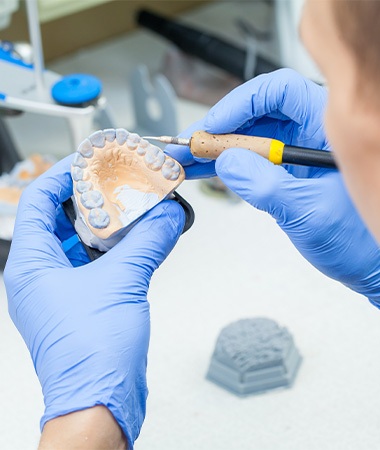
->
xmin=51 ymin=73 xmax=102 ymax=105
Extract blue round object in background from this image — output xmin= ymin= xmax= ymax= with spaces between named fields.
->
xmin=51 ymin=73 xmax=102 ymax=105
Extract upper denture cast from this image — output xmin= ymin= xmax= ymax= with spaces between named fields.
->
xmin=71 ymin=128 xmax=185 ymax=250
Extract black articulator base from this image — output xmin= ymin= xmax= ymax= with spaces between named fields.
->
xmin=62 ymin=192 xmax=195 ymax=261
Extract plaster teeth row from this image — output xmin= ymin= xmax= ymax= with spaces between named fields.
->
xmin=78 ymin=186 xmax=110 ymax=229
xmin=72 ymin=128 xmax=182 ymax=182
xmin=70 ymin=127 xmax=186 ymax=251
xmin=71 ymin=128 xmax=182 ymax=231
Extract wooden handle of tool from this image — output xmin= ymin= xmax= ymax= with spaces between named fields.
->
xmin=190 ymin=130 xmax=283 ymax=163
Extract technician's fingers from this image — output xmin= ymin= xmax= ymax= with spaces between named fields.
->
xmin=165 ymin=116 xmax=216 ymax=178
xmin=53 ymin=204 xmax=90 ymax=266
xmin=93 ymin=199 xmax=185 ymax=293
xmin=215 ymin=148 xmax=300 ymax=221
xmin=165 ymin=118 xmax=205 ymax=166
xmin=183 ymin=161 xmax=216 ymax=179
xmin=55 ymin=203 xmax=76 ymax=241
xmin=204 ymin=69 xmax=326 ymax=136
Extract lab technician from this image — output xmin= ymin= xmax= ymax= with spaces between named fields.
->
xmin=4 ymin=0 xmax=380 ymax=448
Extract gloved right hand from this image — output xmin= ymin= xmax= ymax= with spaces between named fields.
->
xmin=167 ymin=69 xmax=380 ymax=306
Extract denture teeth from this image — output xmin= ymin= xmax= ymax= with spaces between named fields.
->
xmin=89 ymin=130 xmax=106 ymax=148
xmin=137 ymin=145 xmax=146 ymax=156
xmin=78 ymin=138 xmax=94 ymax=158
xmin=128 ymin=133 xmax=140 ymax=143
xmin=127 ymin=140 xmax=138 ymax=150
xmin=139 ymin=139 xmax=149 ymax=148
xmin=81 ymin=190 xmax=104 ymax=209
xmin=76 ymin=180 xmax=92 ymax=194
xmin=88 ymin=208 xmax=110 ymax=229
xmin=164 ymin=159 xmax=175 ymax=168
xmin=144 ymin=146 xmax=165 ymax=170
xmin=126 ymin=133 xmax=140 ymax=150
xmin=73 ymin=153 xmax=88 ymax=169
xmin=104 ymin=128 xmax=116 ymax=142
xmin=162 ymin=160 xmax=180 ymax=180
xmin=72 ymin=166 xmax=84 ymax=181
xmin=172 ymin=163 xmax=180 ymax=174
xmin=116 ymin=128 xmax=128 ymax=145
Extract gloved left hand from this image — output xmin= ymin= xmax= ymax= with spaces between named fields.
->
xmin=4 ymin=155 xmax=185 ymax=448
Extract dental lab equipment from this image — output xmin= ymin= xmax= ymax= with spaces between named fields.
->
xmin=0 ymin=0 xmax=115 ymax=149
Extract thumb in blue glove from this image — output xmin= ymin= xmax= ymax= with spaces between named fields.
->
xmin=4 ymin=155 xmax=185 ymax=448
xmin=216 ymin=148 xmax=380 ymax=306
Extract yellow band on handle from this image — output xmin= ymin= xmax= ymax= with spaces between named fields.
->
xmin=269 ymin=139 xmax=285 ymax=165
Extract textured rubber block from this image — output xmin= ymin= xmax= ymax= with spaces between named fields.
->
xmin=206 ymin=317 xmax=302 ymax=396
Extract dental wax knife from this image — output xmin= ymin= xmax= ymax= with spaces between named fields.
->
xmin=144 ymin=131 xmax=337 ymax=169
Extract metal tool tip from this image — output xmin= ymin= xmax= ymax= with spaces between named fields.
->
xmin=143 ymin=136 xmax=172 ymax=144
xmin=143 ymin=135 xmax=191 ymax=146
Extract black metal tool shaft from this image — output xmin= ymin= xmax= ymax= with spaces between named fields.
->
xmin=136 ymin=9 xmax=280 ymax=80
xmin=282 ymin=145 xmax=336 ymax=168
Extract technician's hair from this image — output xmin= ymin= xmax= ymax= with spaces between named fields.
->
xmin=332 ymin=0 xmax=380 ymax=98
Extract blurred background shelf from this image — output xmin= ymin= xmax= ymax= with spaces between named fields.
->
xmin=0 ymin=0 xmax=212 ymax=61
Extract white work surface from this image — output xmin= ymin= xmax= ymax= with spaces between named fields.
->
xmin=1 ymin=3 xmax=380 ymax=449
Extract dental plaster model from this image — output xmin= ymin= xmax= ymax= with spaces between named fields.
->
xmin=71 ymin=128 xmax=185 ymax=251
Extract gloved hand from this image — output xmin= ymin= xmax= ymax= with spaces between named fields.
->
xmin=166 ymin=68 xmax=380 ymax=305
xmin=4 ymin=155 xmax=185 ymax=448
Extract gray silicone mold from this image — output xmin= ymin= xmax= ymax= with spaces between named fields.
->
xmin=206 ymin=318 xmax=302 ymax=396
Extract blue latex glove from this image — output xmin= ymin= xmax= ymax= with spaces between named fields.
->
xmin=4 ymin=155 xmax=185 ymax=448
xmin=167 ymin=68 xmax=380 ymax=305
